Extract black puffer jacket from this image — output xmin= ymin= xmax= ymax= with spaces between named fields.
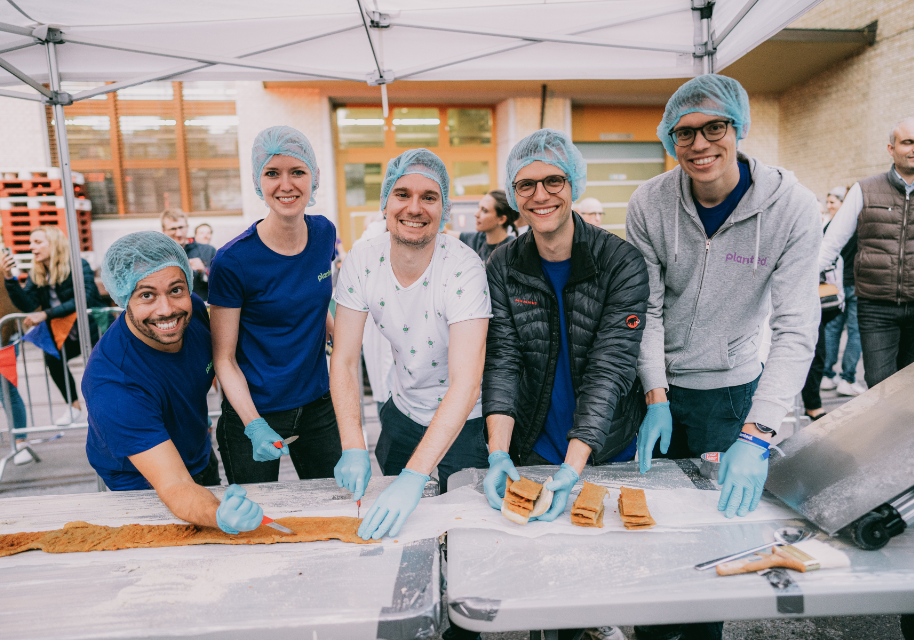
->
xmin=483 ymin=213 xmax=649 ymax=465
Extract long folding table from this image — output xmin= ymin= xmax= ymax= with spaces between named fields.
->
xmin=446 ymin=461 xmax=914 ymax=638
xmin=0 ymin=477 xmax=441 ymax=640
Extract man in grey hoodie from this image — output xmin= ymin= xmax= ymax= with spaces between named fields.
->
xmin=625 ymin=72 xmax=821 ymax=640
xmin=627 ymin=76 xmax=820 ymax=514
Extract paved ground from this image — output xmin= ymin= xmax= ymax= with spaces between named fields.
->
xmin=1 ymin=342 xmax=907 ymax=639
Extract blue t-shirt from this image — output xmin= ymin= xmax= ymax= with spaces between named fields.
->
xmin=83 ymin=294 xmax=215 ymax=491
xmin=533 ymin=258 xmax=576 ymax=464
xmin=207 ymin=216 xmax=335 ymax=412
xmin=695 ymin=161 xmax=752 ymax=238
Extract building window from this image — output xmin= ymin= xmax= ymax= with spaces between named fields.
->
xmin=190 ymin=168 xmax=243 ymax=211
xmin=48 ymin=81 xmax=241 ymax=217
xmin=448 ymin=109 xmax=492 ymax=147
xmin=393 ymin=107 xmax=440 ymax=148
xmin=337 ymin=107 xmax=385 ymax=149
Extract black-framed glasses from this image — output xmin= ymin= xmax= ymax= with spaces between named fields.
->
xmin=512 ymin=175 xmax=568 ymax=198
xmin=669 ymin=120 xmax=732 ymax=147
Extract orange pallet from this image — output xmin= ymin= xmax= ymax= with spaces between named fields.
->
xmin=0 ymin=179 xmax=60 ymax=191
xmin=1 ymin=208 xmax=92 ymax=253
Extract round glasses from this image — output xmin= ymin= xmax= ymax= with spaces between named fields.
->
xmin=512 ymin=175 xmax=568 ymax=198
xmin=669 ymin=120 xmax=732 ymax=148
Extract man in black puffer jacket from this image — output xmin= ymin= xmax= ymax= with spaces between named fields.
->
xmin=482 ymin=129 xmax=649 ymax=524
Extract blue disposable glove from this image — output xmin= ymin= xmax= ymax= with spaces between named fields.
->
xmin=717 ymin=439 xmax=769 ymax=518
xmin=357 ymin=468 xmax=429 ymax=540
xmin=334 ymin=448 xmax=372 ymax=502
xmin=532 ymin=463 xmax=580 ymax=522
xmin=483 ymin=451 xmax=521 ymax=510
xmin=216 ymin=484 xmax=264 ymax=535
xmin=637 ymin=401 xmax=673 ymax=474
xmin=244 ymin=417 xmax=289 ymax=462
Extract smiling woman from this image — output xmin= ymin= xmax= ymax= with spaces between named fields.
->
xmin=207 ymin=125 xmax=342 ymax=488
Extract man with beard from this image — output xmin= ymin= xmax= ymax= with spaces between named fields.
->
xmin=331 ymin=149 xmax=492 ymax=541
xmin=83 ymin=231 xmax=264 ymax=535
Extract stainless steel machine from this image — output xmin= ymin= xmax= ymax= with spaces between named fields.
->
xmin=767 ymin=363 xmax=914 ymax=550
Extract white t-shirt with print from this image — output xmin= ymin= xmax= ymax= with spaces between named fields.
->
xmin=334 ymin=232 xmax=492 ymax=426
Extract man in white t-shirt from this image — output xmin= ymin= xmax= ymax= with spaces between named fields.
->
xmin=331 ymin=149 xmax=492 ymax=541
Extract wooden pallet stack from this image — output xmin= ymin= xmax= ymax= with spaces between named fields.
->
xmin=0 ymin=168 xmax=92 ymax=254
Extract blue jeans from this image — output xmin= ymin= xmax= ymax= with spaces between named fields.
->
xmin=0 ymin=381 xmax=27 ymax=441
xmin=375 ymin=399 xmax=489 ymax=493
xmin=638 ymin=374 xmax=760 ymax=640
xmin=823 ymin=285 xmax=861 ymax=383
xmin=653 ymin=373 xmax=762 ymax=460
xmin=0 ymin=343 xmax=27 ymax=441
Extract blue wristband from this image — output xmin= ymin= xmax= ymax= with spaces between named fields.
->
xmin=738 ymin=432 xmax=771 ymax=459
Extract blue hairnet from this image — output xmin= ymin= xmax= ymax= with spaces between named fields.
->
xmin=504 ymin=129 xmax=587 ymax=211
xmin=380 ymin=149 xmax=452 ymax=226
xmin=658 ymin=74 xmax=751 ymax=157
xmin=251 ymin=126 xmax=320 ymax=206
xmin=101 ymin=231 xmax=193 ymax=308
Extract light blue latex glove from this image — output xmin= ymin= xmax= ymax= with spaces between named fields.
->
xmin=334 ymin=448 xmax=372 ymax=502
xmin=717 ymin=439 xmax=769 ymax=518
xmin=357 ymin=469 xmax=429 ymax=540
xmin=483 ymin=451 xmax=521 ymax=510
xmin=637 ymin=401 xmax=673 ymax=474
xmin=244 ymin=417 xmax=288 ymax=462
xmin=216 ymin=484 xmax=264 ymax=535
xmin=532 ymin=463 xmax=580 ymax=522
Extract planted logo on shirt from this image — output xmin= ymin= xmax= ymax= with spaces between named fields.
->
xmin=206 ymin=361 xmax=213 ymax=374
xmin=318 ymin=270 xmax=332 ymax=282
xmin=725 ymin=253 xmax=769 ymax=267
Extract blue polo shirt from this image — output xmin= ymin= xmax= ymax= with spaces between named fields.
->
xmin=207 ymin=215 xmax=335 ymax=412
xmin=83 ymin=294 xmax=215 ymax=491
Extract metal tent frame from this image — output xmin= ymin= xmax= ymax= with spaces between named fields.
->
xmin=0 ymin=0 xmax=817 ymax=365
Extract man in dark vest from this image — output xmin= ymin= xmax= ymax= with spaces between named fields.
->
xmin=819 ymin=117 xmax=914 ymax=388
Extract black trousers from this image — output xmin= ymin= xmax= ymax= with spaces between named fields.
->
xmin=45 ymin=334 xmax=82 ymax=404
xmin=801 ymin=306 xmax=841 ymax=412
xmin=191 ymin=448 xmax=221 ymax=487
xmin=857 ymin=298 xmax=914 ymax=388
xmin=215 ymin=392 xmax=342 ymax=484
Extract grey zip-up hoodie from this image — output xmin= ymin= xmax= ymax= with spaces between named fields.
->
xmin=626 ymin=152 xmax=821 ymax=430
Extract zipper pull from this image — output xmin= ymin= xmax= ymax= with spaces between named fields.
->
xmin=706 ymin=239 xmax=711 ymax=253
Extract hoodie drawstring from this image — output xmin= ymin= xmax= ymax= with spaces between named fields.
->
xmin=674 ymin=202 xmax=679 ymax=263
xmin=753 ymin=213 xmax=760 ymax=277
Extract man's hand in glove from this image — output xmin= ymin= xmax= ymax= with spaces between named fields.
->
xmin=334 ymin=448 xmax=372 ymax=502
xmin=216 ymin=485 xmax=264 ymax=534
xmin=718 ymin=437 xmax=768 ymax=518
xmin=483 ymin=450 xmax=520 ymax=510
xmin=531 ymin=463 xmax=580 ymax=522
xmin=637 ymin=400 xmax=673 ymax=474
xmin=357 ymin=469 xmax=429 ymax=540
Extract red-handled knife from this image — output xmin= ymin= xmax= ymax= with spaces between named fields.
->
xmin=272 ymin=435 xmax=299 ymax=449
xmin=262 ymin=515 xmax=294 ymax=534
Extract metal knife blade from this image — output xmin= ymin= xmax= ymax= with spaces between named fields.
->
xmin=272 ymin=435 xmax=299 ymax=449
xmin=262 ymin=515 xmax=294 ymax=534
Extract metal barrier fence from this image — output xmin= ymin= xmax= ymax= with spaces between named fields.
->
xmin=0 ymin=308 xmax=122 ymax=485
xmin=0 ymin=308 xmax=224 ymax=488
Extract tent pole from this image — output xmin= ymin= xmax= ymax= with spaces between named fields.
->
xmin=45 ymin=41 xmax=94 ymax=368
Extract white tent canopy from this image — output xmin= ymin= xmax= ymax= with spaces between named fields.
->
xmin=0 ymin=0 xmax=821 ymax=363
